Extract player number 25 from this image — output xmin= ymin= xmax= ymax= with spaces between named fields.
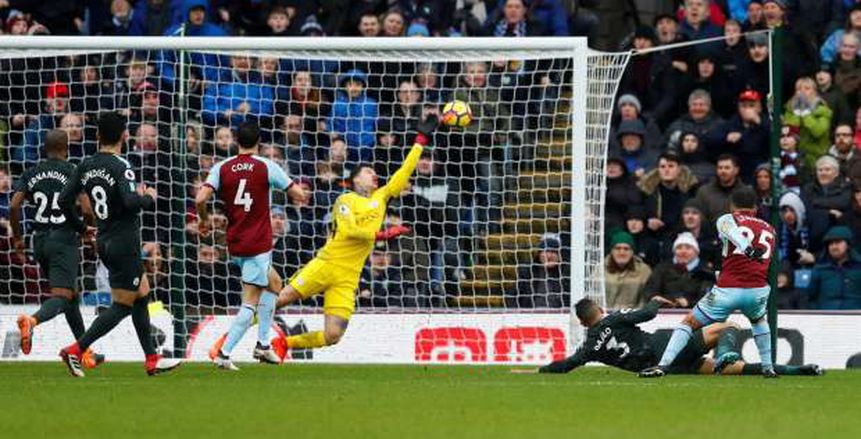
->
xmin=33 ymin=191 xmax=66 ymax=224
xmin=727 ymin=226 xmax=773 ymax=259
xmin=234 ymin=178 xmax=253 ymax=212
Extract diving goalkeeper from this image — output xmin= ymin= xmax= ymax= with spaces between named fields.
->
xmin=270 ymin=116 xmax=439 ymax=359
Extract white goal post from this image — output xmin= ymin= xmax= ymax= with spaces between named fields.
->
xmin=0 ymin=36 xmax=629 ymax=364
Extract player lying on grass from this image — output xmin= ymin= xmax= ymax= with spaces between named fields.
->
xmin=516 ymin=297 xmax=822 ymax=376
xmin=9 ymin=129 xmax=103 ymax=369
xmin=196 ymin=122 xmax=310 ymax=370
xmin=266 ymin=116 xmax=439 ymax=360
xmin=641 ymin=188 xmax=780 ymax=378
xmin=57 ymin=112 xmax=181 ymax=377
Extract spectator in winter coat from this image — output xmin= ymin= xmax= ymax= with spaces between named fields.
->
xmin=486 ymin=0 xmax=568 ymax=36
xmin=609 ymin=94 xmax=663 ymax=154
xmin=666 ymin=199 xmax=721 ymax=269
xmin=129 ymin=0 xmax=174 ymax=36
xmin=679 ymin=0 xmax=723 ymax=42
xmin=638 ymin=152 xmax=699 ymax=238
xmin=754 ymin=163 xmax=775 ymax=222
xmin=815 ymin=64 xmax=854 ymax=127
xmin=664 ymin=89 xmax=725 ymax=151
xmin=694 ymin=154 xmax=753 ymax=223
xmin=625 ymin=206 xmax=661 ymax=267
xmin=610 ymin=119 xmax=658 ymax=179
xmin=484 ymin=0 xmax=549 ymax=37
xmin=834 ymin=32 xmax=861 ymax=109
xmin=330 ymin=69 xmax=378 ymax=164
xmin=604 ymin=231 xmax=652 ymax=309
xmin=783 ymin=77 xmax=834 ymax=170
xmin=707 ymin=89 xmax=770 ymax=181
xmin=201 ymin=55 xmax=276 ymax=128
xmin=779 ymin=125 xmax=804 ymax=193
xmin=820 ymin=5 xmax=861 ymax=64
xmin=515 ymin=233 xmax=570 ymax=308
xmin=733 ymin=33 xmax=771 ymax=100
xmin=802 ymin=155 xmax=855 ymax=254
xmin=605 ymin=157 xmax=644 ymax=238
xmin=779 ymin=191 xmax=814 ymax=268
xmin=685 ymin=51 xmax=734 ymax=118
xmin=828 ymin=124 xmax=858 ymax=178
xmin=677 ymin=131 xmax=714 ymax=182
xmin=644 ymin=232 xmax=714 ymax=308
xmin=718 ymin=19 xmax=749 ymax=87
xmin=17 ymin=82 xmax=70 ymax=165
xmin=807 ymin=226 xmax=861 ymax=309
xmin=159 ymin=0 xmax=227 ymax=86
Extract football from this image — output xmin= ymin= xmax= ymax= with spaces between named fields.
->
xmin=441 ymin=100 xmax=473 ymax=127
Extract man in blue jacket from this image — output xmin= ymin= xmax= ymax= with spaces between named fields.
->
xmin=330 ymin=69 xmax=378 ymax=164
xmin=159 ymin=0 xmax=228 ymax=86
xmin=201 ymin=55 xmax=275 ymax=128
xmin=807 ymin=226 xmax=861 ymax=309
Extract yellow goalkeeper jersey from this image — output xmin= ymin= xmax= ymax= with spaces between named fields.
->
xmin=316 ymin=143 xmax=423 ymax=273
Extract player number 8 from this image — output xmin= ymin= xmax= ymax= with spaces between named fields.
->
xmin=91 ymin=186 xmax=109 ymax=220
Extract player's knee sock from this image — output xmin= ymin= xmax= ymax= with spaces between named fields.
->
xmin=741 ymin=364 xmax=803 ymax=375
xmin=751 ymin=320 xmax=773 ymax=370
xmin=658 ymin=324 xmax=694 ymax=367
xmin=256 ymin=292 xmax=277 ymax=348
xmin=78 ymin=302 xmax=132 ymax=351
xmin=131 ymin=297 xmax=156 ymax=356
xmin=715 ymin=326 xmax=740 ymax=358
xmin=32 ymin=297 xmax=69 ymax=325
xmin=222 ymin=304 xmax=255 ymax=356
xmin=286 ymin=331 xmax=327 ymax=349
xmin=63 ymin=295 xmax=86 ymax=339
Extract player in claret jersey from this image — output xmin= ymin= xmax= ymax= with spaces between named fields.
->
xmin=641 ymin=188 xmax=781 ymax=378
xmin=196 ymin=122 xmax=309 ymax=370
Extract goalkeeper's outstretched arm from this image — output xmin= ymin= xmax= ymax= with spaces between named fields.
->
xmin=380 ymin=115 xmax=438 ymax=200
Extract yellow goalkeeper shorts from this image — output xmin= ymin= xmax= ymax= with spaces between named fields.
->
xmin=288 ymin=258 xmax=360 ymax=320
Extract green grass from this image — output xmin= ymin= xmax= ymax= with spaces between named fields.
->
xmin=1 ymin=363 xmax=858 ymax=438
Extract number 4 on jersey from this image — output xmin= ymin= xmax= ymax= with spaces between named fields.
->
xmin=234 ymin=178 xmax=253 ymax=212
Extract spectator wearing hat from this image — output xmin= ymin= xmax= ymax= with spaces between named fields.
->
xmin=331 ymin=68 xmax=378 ymax=164
xmin=399 ymin=0 xmax=456 ymax=36
xmin=779 ymin=124 xmax=804 ymax=193
xmin=783 ymin=77 xmax=834 ymax=171
xmin=761 ymin=0 xmax=819 ymax=92
xmin=609 ymin=119 xmax=658 ymax=179
xmin=677 ymin=131 xmax=714 ymax=181
xmin=754 ymin=163 xmax=775 ymax=221
xmin=624 ymin=205 xmax=661 ymax=267
xmin=406 ymin=22 xmax=430 ymax=37
xmin=816 ymin=63 xmax=854 ymax=127
xmin=638 ymin=152 xmax=699 ymax=239
xmin=821 ymin=5 xmax=861 ymax=64
xmin=160 ymin=0 xmax=228 ymax=86
xmin=694 ymin=154 xmax=753 ymax=223
xmin=512 ymin=233 xmax=568 ymax=308
xmin=643 ymin=231 xmax=714 ymax=308
xmin=664 ymin=89 xmax=725 ymax=151
xmin=604 ymin=230 xmax=652 ymax=309
xmin=807 ymin=225 xmax=861 ymax=309
xmin=707 ymin=89 xmax=770 ymax=181
xmin=742 ymin=0 xmax=767 ymax=31
xmin=300 ymin=15 xmax=326 ymax=36
xmin=778 ymin=191 xmax=814 ymax=268
xmin=828 ymin=123 xmax=858 ymax=177
xmin=609 ymin=94 xmax=663 ymax=154
xmin=604 ymin=157 xmax=644 ymax=238
xmin=802 ymin=155 xmax=855 ymax=253
xmin=734 ymin=32 xmax=770 ymax=99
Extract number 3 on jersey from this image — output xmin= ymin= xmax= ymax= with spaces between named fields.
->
xmin=234 ymin=178 xmax=253 ymax=212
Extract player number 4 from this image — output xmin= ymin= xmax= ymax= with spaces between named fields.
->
xmin=234 ymin=178 xmax=254 ymax=212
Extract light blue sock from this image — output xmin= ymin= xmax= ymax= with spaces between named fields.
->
xmin=658 ymin=325 xmax=693 ymax=367
xmin=222 ymin=304 xmax=255 ymax=356
xmin=257 ymin=291 xmax=277 ymax=348
xmin=752 ymin=320 xmax=773 ymax=370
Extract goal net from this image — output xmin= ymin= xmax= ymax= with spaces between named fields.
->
xmin=0 ymin=37 xmax=628 ymax=364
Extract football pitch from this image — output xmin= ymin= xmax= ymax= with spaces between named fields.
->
xmin=2 ymin=363 xmax=859 ymax=438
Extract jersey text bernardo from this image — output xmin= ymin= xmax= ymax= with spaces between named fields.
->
xmin=26 ymin=170 xmax=68 ymax=191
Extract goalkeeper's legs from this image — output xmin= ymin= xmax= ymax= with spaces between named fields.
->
xmin=283 ymin=314 xmax=348 ymax=350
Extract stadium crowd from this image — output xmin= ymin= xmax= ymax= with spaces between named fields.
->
xmin=1 ymin=0 xmax=861 ymax=311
